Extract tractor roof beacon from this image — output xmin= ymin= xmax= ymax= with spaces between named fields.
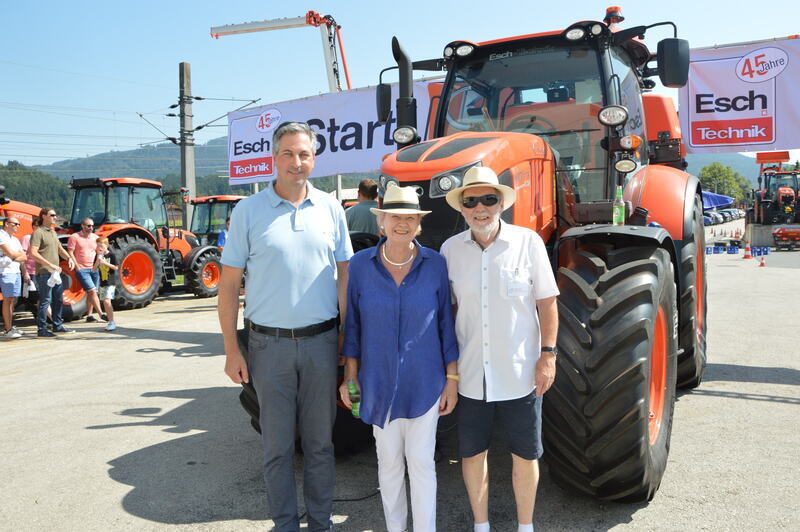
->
xmin=374 ymin=6 xmax=706 ymax=503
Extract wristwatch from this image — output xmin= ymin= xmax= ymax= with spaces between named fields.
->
xmin=541 ymin=346 xmax=558 ymax=356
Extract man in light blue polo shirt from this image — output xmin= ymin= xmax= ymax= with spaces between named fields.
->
xmin=218 ymin=121 xmax=353 ymax=532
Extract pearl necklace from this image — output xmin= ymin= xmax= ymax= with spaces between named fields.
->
xmin=382 ymin=243 xmax=415 ymax=269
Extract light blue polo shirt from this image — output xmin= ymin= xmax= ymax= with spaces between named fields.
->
xmin=221 ymin=181 xmax=353 ymax=328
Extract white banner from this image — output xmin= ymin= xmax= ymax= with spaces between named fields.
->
xmin=679 ymin=37 xmax=800 ymax=154
xmin=227 ymin=81 xmax=437 ymax=185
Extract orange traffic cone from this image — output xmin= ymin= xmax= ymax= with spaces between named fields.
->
xmin=712 ymin=228 xmax=716 ymax=236
xmin=759 ymin=256 xmax=766 ymax=267
xmin=743 ymin=242 xmax=753 ymax=259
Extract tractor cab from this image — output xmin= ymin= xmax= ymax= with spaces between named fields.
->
xmin=190 ymin=195 xmax=245 ymax=247
xmin=376 ymin=14 xmax=688 ymax=250
xmin=69 ymin=177 xmax=169 ymax=243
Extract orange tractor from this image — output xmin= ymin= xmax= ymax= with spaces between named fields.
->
xmin=189 ymin=195 xmax=246 ymax=247
xmin=65 ymin=177 xmax=223 ymax=312
xmin=372 ymin=7 xmax=706 ymax=502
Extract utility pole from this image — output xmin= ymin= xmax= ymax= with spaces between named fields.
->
xmin=179 ymin=62 xmax=196 ymax=228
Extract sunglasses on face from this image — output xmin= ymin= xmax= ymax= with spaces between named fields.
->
xmin=6 ymin=222 xmax=20 ymax=226
xmin=47 ymin=213 xmax=57 ymax=217
xmin=462 ymin=194 xmax=499 ymax=209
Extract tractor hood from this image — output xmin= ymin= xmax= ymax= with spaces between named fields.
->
xmin=378 ymin=132 xmax=554 ymax=250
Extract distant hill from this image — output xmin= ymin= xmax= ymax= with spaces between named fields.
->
xmin=33 ymin=137 xmax=229 ymax=182
xmin=685 ymin=152 xmax=760 ymax=185
xmin=24 ymin=135 xmax=784 ymax=195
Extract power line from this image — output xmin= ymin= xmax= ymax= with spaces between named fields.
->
xmin=0 ymin=101 xmax=166 ymax=115
xmin=0 ymin=131 xmax=163 ymax=140
xmin=0 ymin=140 xmax=226 ymax=149
xmin=1 ymin=105 xmax=152 ymax=125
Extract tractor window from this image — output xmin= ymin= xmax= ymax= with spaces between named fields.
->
xmin=190 ymin=203 xmax=211 ymax=235
xmin=70 ymin=187 xmax=105 ymax=226
xmin=132 ymin=187 xmax=166 ymax=231
xmin=440 ymin=41 xmax=608 ymax=202
xmin=107 ymin=187 xmax=129 ymax=223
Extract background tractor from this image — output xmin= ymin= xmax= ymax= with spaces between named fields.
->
xmin=744 ymin=152 xmax=800 ymax=249
xmin=364 ymin=6 xmax=706 ymax=503
xmin=189 ymin=195 xmax=246 ymax=248
xmin=66 ymin=177 xmax=222 ymax=313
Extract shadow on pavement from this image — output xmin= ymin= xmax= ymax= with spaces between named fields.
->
xmin=63 ymin=326 xmax=223 ymax=358
xmin=87 ymin=386 xmax=646 ymax=530
xmin=704 ymin=362 xmax=800 ymax=386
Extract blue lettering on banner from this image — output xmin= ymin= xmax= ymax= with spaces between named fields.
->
xmin=307 ymin=113 xmax=397 ymax=156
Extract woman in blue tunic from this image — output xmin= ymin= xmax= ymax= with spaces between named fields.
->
xmin=340 ymin=184 xmax=459 ymax=532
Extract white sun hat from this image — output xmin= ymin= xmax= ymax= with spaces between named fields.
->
xmin=445 ymin=166 xmax=516 ymax=212
xmin=370 ymin=183 xmax=431 ymax=215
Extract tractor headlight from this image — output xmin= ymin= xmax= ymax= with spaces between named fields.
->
xmin=614 ymin=158 xmax=638 ymax=174
xmin=378 ymin=174 xmax=400 ymax=197
xmin=429 ymin=161 xmax=482 ymax=198
xmin=598 ymin=105 xmax=629 ymax=127
xmin=392 ymin=126 xmax=418 ymax=145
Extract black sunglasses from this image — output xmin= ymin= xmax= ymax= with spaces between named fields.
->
xmin=6 ymin=222 xmax=20 ymax=226
xmin=462 ymin=194 xmax=499 ymax=209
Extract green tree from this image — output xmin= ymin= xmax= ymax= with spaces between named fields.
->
xmin=0 ymin=161 xmax=71 ymax=213
xmin=698 ymin=162 xmax=747 ymax=202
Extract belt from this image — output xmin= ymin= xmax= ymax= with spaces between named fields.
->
xmin=249 ymin=317 xmax=338 ymax=339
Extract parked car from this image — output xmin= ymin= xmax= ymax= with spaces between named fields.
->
xmin=703 ymin=215 xmax=713 ymax=226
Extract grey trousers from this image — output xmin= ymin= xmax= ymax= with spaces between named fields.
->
xmin=248 ymin=326 xmax=338 ymax=532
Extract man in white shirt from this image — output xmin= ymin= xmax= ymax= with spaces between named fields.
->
xmin=1 ymin=217 xmax=27 ymax=338
xmin=440 ymin=166 xmax=559 ymax=532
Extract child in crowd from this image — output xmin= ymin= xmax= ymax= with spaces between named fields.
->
xmin=93 ymin=238 xmax=118 ymax=331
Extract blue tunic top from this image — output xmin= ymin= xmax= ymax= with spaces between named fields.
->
xmin=343 ymin=238 xmax=459 ymax=428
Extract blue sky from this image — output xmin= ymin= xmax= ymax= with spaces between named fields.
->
xmin=2 ymin=0 xmax=798 ymax=169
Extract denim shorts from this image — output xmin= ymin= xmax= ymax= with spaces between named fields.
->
xmin=76 ymin=268 xmax=100 ymax=292
xmin=0 ymin=273 xmax=22 ymax=298
xmin=457 ymin=391 xmax=543 ymax=460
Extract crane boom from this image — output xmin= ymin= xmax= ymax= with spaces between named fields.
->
xmin=210 ymin=11 xmax=350 ymax=93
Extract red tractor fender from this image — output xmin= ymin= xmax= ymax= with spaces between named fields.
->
xmin=625 ymin=165 xmax=702 ymax=243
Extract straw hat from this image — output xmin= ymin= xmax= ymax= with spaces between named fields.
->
xmin=445 ymin=166 xmax=516 ymax=212
xmin=371 ymin=184 xmax=431 ymax=215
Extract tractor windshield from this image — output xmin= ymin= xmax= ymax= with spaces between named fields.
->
xmin=440 ymin=41 xmax=607 ymax=200
xmin=70 ymin=186 xmax=131 ymax=226
xmin=769 ymin=174 xmax=799 ymax=192
xmin=70 ymin=187 xmax=107 ymax=226
xmin=190 ymin=201 xmax=230 ymax=242
xmin=438 ymin=40 xmax=647 ymax=202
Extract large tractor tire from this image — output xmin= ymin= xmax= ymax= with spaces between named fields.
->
xmin=544 ymin=244 xmax=678 ymax=502
xmin=677 ymin=197 xmax=708 ymax=388
xmin=187 ymin=250 xmax=221 ymax=298
xmin=110 ymin=234 xmax=163 ymax=310
xmin=60 ymin=269 xmax=87 ymax=321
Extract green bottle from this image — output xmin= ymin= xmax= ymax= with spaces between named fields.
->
xmin=347 ymin=380 xmax=361 ymax=418
xmin=612 ymin=185 xmax=625 ymax=226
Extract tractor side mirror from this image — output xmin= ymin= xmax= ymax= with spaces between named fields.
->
xmin=376 ymin=83 xmax=392 ymax=125
xmin=161 ymin=226 xmax=169 ymax=239
xmin=657 ymin=38 xmax=689 ymax=88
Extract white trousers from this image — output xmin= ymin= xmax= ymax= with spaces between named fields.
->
xmin=373 ymin=402 xmax=440 ymax=532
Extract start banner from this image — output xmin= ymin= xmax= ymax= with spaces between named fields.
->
xmin=679 ymin=37 xmax=800 ymax=154
xmin=227 ymin=81 xmax=438 ymax=185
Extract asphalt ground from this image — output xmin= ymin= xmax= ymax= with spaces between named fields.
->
xmin=1 ymin=234 xmax=798 ymax=531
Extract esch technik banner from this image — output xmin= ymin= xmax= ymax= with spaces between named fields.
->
xmin=227 ymin=81 xmax=435 ymax=185
xmin=679 ymin=38 xmax=800 ymax=154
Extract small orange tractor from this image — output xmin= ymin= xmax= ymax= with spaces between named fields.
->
xmin=65 ymin=177 xmax=223 ymax=313
xmin=369 ymin=6 xmax=706 ymax=502
xmin=189 ymin=195 xmax=246 ymax=247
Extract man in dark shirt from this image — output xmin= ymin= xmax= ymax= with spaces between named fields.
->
xmin=345 ymin=178 xmax=380 ymax=235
